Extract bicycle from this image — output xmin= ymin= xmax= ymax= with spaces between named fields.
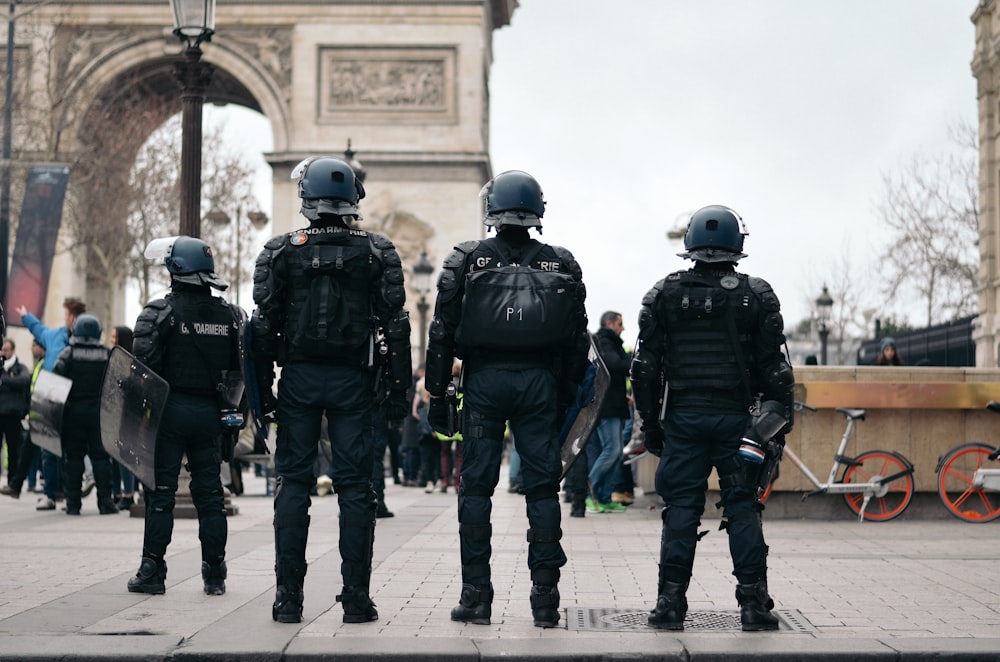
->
xmin=934 ymin=400 xmax=1000 ymax=522
xmin=761 ymin=401 xmax=916 ymax=522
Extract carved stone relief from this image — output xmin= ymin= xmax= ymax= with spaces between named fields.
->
xmin=318 ymin=47 xmax=456 ymax=124
xmin=225 ymin=28 xmax=293 ymax=101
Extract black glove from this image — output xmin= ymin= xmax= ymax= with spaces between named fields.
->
xmin=428 ymin=396 xmax=458 ymax=436
xmin=383 ymin=390 xmax=409 ymax=424
xmin=642 ymin=422 xmax=665 ymax=457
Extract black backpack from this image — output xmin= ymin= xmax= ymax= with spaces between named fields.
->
xmin=291 ymin=237 xmax=376 ymax=357
xmin=455 ymin=240 xmax=580 ymax=350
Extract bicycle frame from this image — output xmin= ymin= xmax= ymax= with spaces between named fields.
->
xmin=971 ymin=452 xmax=1000 ymax=490
xmin=780 ymin=407 xmax=914 ymax=521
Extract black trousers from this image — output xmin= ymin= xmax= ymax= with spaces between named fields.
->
xmin=142 ymin=393 xmax=227 ymax=564
xmin=457 ymin=365 xmax=566 ymax=587
xmin=273 ymin=362 xmax=376 ymax=588
xmin=61 ymin=399 xmax=114 ymax=509
xmin=654 ymin=409 xmax=767 ymax=586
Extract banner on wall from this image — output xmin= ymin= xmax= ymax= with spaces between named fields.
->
xmin=4 ymin=165 xmax=71 ymax=321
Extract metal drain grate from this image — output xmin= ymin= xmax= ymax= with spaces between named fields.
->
xmin=565 ymin=608 xmax=816 ymax=633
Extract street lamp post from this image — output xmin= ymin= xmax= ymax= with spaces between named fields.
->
xmin=412 ymin=251 xmax=434 ymax=363
xmin=169 ymin=0 xmax=215 ymax=238
xmin=816 ymin=285 xmax=834 ymax=365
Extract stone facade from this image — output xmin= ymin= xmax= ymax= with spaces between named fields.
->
xmin=4 ymin=1 xmax=517 ymax=364
xmin=974 ymin=1 xmax=1000 ymax=366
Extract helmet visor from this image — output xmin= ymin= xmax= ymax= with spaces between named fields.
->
xmin=144 ymin=236 xmax=179 ymax=265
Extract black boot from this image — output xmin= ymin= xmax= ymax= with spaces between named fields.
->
xmin=569 ymin=497 xmax=586 ymax=518
xmin=450 ymin=583 xmax=493 ymax=625
xmin=529 ymin=585 xmax=560 ymax=628
xmin=98 ymin=498 xmax=119 ymax=515
xmin=648 ymin=580 xmax=688 ymax=630
xmin=127 ymin=557 xmax=166 ymax=595
xmin=337 ymin=586 xmax=378 ymax=623
xmin=736 ymin=580 xmax=779 ymax=632
xmin=272 ymin=584 xmax=304 ymax=623
xmin=273 ymin=564 xmax=307 ymax=624
xmin=202 ymin=561 xmax=227 ymax=595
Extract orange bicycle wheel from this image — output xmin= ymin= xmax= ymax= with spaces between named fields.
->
xmin=936 ymin=442 xmax=1000 ymax=523
xmin=840 ymin=450 xmax=914 ymax=522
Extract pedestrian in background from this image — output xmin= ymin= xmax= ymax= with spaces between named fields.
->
xmin=0 ymin=338 xmax=30 ymax=493
xmin=876 ymin=337 xmax=904 ymax=365
xmin=17 ymin=298 xmax=86 ymax=511
xmin=585 ymin=311 xmax=631 ymax=514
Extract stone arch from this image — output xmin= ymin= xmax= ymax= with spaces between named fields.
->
xmin=5 ymin=1 xmax=517 ymax=368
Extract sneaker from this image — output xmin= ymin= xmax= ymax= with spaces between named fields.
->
xmin=424 ymin=482 xmax=435 ymax=494
xmin=0 ymin=485 xmax=20 ymax=499
xmin=375 ymin=504 xmax=395 ymax=518
xmin=602 ymin=501 xmax=628 ymax=513
xmin=611 ymin=491 xmax=634 ymax=506
xmin=316 ymin=475 xmax=333 ymax=497
xmin=80 ymin=479 xmax=96 ymax=497
xmin=35 ymin=497 xmax=56 ymax=511
xmin=585 ymin=497 xmax=604 ymax=514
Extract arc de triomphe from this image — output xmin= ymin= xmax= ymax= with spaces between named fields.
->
xmin=4 ymin=0 xmax=515 ymax=354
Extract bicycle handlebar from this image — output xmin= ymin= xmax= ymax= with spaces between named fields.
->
xmin=794 ymin=400 xmax=818 ymax=413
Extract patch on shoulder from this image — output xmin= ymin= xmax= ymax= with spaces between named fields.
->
xmin=289 ymin=232 xmax=309 ymax=246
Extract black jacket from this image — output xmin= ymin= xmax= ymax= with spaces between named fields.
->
xmin=593 ymin=327 xmax=630 ymax=419
xmin=0 ymin=357 xmax=31 ymax=417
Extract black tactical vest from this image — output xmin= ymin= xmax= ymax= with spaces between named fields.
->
xmin=65 ymin=344 xmax=109 ymax=400
xmin=658 ymin=269 xmax=754 ymax=402
xmin=161 ymin=292 xmax=237 ymax=395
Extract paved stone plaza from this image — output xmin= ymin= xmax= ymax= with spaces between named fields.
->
xmin=0 ymin=472 xmax=998 ymax=661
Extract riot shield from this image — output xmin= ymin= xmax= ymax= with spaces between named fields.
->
xmin=99 ymin=346 xmax=169 ymax=489
xmin=559 ymin=336 xmax=610 ymax=479
xmin=29 ymin=370 xmax=72 ymax=456
xmin=242 ymin=316 xmax=271 ymax=434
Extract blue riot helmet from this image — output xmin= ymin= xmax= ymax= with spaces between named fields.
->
xmin=480 ymin=170 xmax=545 ymax=229
xmin=292 ymin=156 xmax=366 ymax=222
xmin=679 ymin=205 xmax=748 ymax=263
xmin=72 ymin=313 xmax=102 ymax=339
xmin=144 ymin=236 xmax=229 ymax=290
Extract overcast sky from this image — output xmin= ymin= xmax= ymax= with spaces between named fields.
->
xmin=206 ymin=1 xmax=978 ymax=351
xmin=487 ymin=0 xmax=979 ymax=348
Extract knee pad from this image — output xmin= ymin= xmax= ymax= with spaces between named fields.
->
xmin=526 ymin=527 xmax=562 ymax=544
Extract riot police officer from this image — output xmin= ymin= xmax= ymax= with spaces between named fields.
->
xmin=251 ymin=156 xmax=411 ymax=624
xmin=630 ymin=205 xmax=794 ymax=632
xmin=425 ymin=170 xmax=589 ymax=628
xmin=53 ymin=313 xmax=115 ymax=515
xmin=128 ymin=236 xmax=243 ymax=597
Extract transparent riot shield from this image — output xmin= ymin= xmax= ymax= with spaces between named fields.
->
xmin=99 ymin=346 xmax=169 ymax=489
xmin=559 ymin=336 xmax=611 ymax=480
xmin=29 ymin=370 xmax=72 ymax=456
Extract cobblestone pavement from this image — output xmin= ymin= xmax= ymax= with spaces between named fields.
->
xmin=0 ymin=470 xmax=998 ymax=660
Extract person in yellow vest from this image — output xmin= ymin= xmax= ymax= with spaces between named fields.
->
xmin=435 ymin=360 xmax=463 ymax=493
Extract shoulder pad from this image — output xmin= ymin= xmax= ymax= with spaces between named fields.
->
xmin=641 ymin=279 xmax=667 ymax=306
xmin=443 ymin=241 xmax=479 ymax=269
xmin=747 ymin=275 xmax=773 ymax=295
xmin=551 ymin=245 xmax=583 ymax=280
xmin=748 ymin=276 xmax=781 ymax=311
xmin=264 ymin=234 xmax=285 ymax=251
xmin=369 ymin=232 xmax=395 ymax=251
